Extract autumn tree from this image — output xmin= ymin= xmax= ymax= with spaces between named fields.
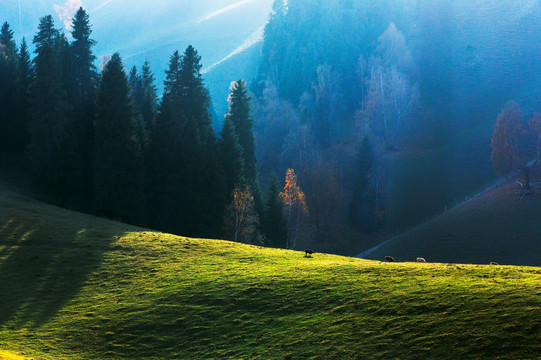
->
xmin=224 ymin=186 xmax=263 ymax=245
xmin=491 ymin=101 xmax=541 ymax=192
xmin=279 ymin=169 xmax=308 ymax=249
xmin=528 ymin=113 xmax=541 ymax=163
xmin=491 ymin=101 xmax=525 ymax=175
xmin=362 ymin=23 xmax=418 ymax=149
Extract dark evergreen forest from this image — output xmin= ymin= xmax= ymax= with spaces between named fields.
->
xmin=0 ymin=9 xmax=281 ymax=247
xmin=3 ymin=1 xmax=541 ymax=255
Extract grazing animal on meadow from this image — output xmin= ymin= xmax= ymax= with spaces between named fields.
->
xmin=385 ymin=256 xmax=395 ymax=262
xmin=416 ymin=257 xmax=427 ymax=263
xmin=490 ymin=262 xmax=499 ymax=265
xmin=304 ymin=249 xmax=315 ymax=257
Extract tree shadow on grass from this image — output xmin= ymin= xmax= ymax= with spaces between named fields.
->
xmin=0 ymin=195 xmax=126 ymax=329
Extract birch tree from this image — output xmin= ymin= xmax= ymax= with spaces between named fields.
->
xmin=279 ymin=169 xmax=308 ymax=249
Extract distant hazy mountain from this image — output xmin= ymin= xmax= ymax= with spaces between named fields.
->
xmin=0 ymin=0 xmax=273 ymax=121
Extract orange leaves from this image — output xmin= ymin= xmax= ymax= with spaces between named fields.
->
xmin=233 ymin=186 xmax=254 ymax=227
xmin=491 ymin=101 xmax=524 ymax=174
xmin=279 ymin=169 xmax=307 ymax=213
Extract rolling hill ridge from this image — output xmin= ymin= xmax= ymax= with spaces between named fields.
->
xmin=363 ymin=180 xmax=541 ymax=267
xmin=0 ymin=183 xmax=540 ymax=359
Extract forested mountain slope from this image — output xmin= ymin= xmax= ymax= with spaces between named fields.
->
xmin=253 ymin=0 xmax=541 ymax=251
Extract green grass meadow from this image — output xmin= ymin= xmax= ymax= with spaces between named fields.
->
xmin=0 ymin=185 xmax=540 ymax=359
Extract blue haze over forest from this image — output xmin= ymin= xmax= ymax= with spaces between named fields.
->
xmin=0 ymin=0 xmax=273 ymax=118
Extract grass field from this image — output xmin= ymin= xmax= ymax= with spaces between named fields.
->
xmin=0 ymin=184 xmax=540 ymax=359
xmin=366 ymin=181 xmax=541 ymax=266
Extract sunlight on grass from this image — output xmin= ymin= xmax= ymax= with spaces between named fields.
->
xmin=0 ymin=350 xmax=26 ymax=360
xmin=0 ymin=186 xmax=540 ymax=359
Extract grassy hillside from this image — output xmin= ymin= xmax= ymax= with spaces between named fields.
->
xmin=366 ymin=181 xmax=541 ymax=266
xmin=0 ymin=185 xmax=540 ymax=359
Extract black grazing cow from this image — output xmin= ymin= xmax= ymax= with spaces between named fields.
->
xmin=385 ymin=256 xmax=395 ymax=262
xmin=304 ymin=249 xmax=315 ymax=257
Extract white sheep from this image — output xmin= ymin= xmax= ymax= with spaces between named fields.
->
xmin=416 ymin=257 xmax=427 ymax=263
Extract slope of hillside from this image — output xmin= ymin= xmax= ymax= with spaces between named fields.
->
xmin=0 ymin=184 xmax=540 ymax=359
xmin=363 ymin=181 xmax=541 ymax=266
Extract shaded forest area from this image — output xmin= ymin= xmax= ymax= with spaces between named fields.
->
xmin=3 ymin=0 xmax=541 ymax=255
xmin=251 ymin=0 xmax=541 ymax=253
xmin=0 ymin=9 xmax=289 ymax=249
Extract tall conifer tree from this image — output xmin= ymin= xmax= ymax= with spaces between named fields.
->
xmin=12 ymin=37 xmax=32 ymax=152
xmin=262 ymin=172 xmax=287 ymax=247
xmin=148 ymin=47 xmax=223 ymax=237
xmin=139 ymin=60 xmax=158 ymax=132
xmin=0 ymin=22 xmax=20 ymax=152
xmin=128 ymin=60 xmax=157 ymax=142
xmin=94 ymin=53 xmax=144 ymax=223
xmin=225 ymin=79 xmax=261 ymax=210
xmin=69 ymin=7 xmax=97 ymax=204
xmin=146 ymin=51 xmax=184 ymax=232
xmin=177 ymin=46 xmax=223 ymax=236
xmin=28 ymin=16 xmax=80 ymax=205
xmin=220 ymin=117 xmax=245 ymax=197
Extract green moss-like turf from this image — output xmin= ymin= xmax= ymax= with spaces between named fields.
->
xmin=0 ymin=186 xmax=540 ymax=359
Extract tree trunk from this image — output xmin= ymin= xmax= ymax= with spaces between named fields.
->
xmin=286 ymin=198 xmax=292 ymax=249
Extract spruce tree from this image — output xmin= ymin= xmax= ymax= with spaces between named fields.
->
xmin=220 ymin=117 xmax=245 ymax=197
xmin=147 ymin=47 xmax=223 ymax=237
xmin=177 ymin=45 xmax=223 ymax=236
xmin=0 ymin=22 xmax=19 ymax=152
xmin=262 ymin=172 xmax=287 ymax=247
xmin=146 ymin=51 xmax=184 ymax=232
xmin=127 ymin=65 xmax=148 ymax=148
xmin=94 ymin=53 xmax=144 ymax=223
xmin=70 ymin=7 xmax=96 ymax=97
xmin=69 ymin=7 xmax=97 ymax=205
xmin=225 ymin=79 xmax=261 ymax=211
xmin=226 ymin=80 xmax=257 ymax=185
xmin=13 ymin=37 xmax=32 ymax=152
xmin=139 ymin=60 xmax=158 ymax=132
xmin=128 ymin=61 xmax=157 ymax=143
xmin=178 ymin=46 xmax=212 ymax=137
xmin=128 ymin=65 xmax=141 ymax=99
xmin=28 ymin=16 xmax=80 ymax=205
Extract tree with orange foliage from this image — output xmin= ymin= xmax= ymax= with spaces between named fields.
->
xmin=491 ymin=101 xmax=525 ymax=175
xmin=528 ymin=113 xmax=541 ymax=164
xmin=279 ymin=169 xmax=308 ymax=249
xmin=225 ymin=186 xmax=263 ymax=245
xmin=491 ymin=102 xmax=541 ymax=194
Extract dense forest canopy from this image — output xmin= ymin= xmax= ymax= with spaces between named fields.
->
xmin=251 ymin=0 xmax=541 ymax=252
xmin=2 ymin=0 xmax=541 ymax=254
